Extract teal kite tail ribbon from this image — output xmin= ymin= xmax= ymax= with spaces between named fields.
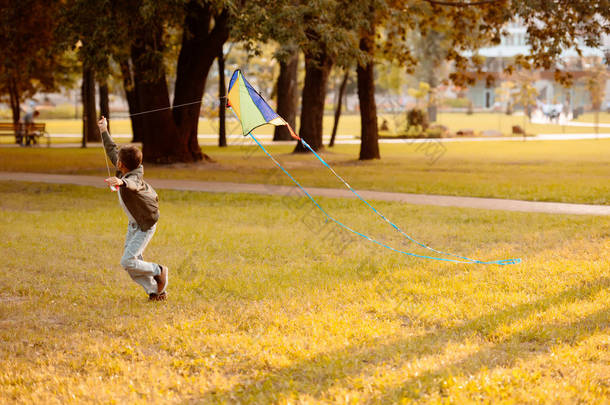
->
xmin=248 ymin=133 xmax=521 ymax=266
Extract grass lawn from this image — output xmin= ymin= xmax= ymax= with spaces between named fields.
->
xmin=573 ymin=112 xmax=610 ymax=124
xmin=0 ymin=112 xmax=607 ymax=142
xmin=0 ymin=182 xmax=608 ymax=403
xmin=380 ymin=112 xmax=610 ymax=137
xmin=1 ymin=139 xmax=608 ymax=205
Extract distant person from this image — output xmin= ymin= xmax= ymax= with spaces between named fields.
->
xmin=23 ymin=110 xmax=40 ymax=146
xmin=97 ymin=116 xmax=169 ymax=301
xmin=380 ymin=119 xmax=389 ymax=131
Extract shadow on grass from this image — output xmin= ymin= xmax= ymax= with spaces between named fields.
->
xmin=372 ymin=306 xmax=609 ymax=402
xmin=193 ymin=277 xmax=609 ymax=402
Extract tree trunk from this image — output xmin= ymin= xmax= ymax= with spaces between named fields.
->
xmin=99 ymin=79 xmax=110 ymax=132
xmin=120 ymin=0 xmax=231 ymax=162
xmin=130 ymin=27 xmax=178 ymax=162
xmin=357 ymin=34 xmax=380 ymax=160
xmin=172 ymin=2 xmax=230 ymax=161
xmin=82 ymin=64 xmax=99 ymax=146
xmin=218 ymin=48 xmax=227 ymax=147
xmin=294 ymin=51 xmax=332 ymax=153
xmin=329 ymin=69 xmax=349 ymax=147
xmin=119 ymin=58 xmax=145 ymax=143
xmin=273 ymin=51 xmax=299 ymax=141
xmin=8 ymin=78 xmax=20 ymax=124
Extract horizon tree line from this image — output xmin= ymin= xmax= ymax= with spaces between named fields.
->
xmin=1 ymin=0 xmax=608 ymax=162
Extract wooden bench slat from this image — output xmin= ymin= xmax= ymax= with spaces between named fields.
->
xmin=0 ymin=122 xmax=50 ymax=147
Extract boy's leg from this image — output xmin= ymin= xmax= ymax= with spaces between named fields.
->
xmin=121 ymin=223 xmax=161 ymax=295
xmin=125 ymin=254 xmax=159 ymax=296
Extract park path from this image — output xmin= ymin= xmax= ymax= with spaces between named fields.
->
xmin=1 ymin=171 xmax=608 ymax=216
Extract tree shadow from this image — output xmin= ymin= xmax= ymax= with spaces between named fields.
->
xmin=373 ymin=306 xmax=609 ymax=402
xmin=192 ymin=277 xmax=609 ymax=402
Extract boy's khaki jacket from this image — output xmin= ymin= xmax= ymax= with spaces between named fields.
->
xmin=101 ymin=130 xmax=160 ymax=231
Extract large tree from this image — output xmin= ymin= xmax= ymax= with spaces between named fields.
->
xmin=294 ymin=38 xmax=334 ymax=152
xmin=60 ymin=0 xmax=119 ymax=144
xmin=60 ymin=0 xmax=610 ymax=162
xmin=237 ymin=0 xmax=361 ymax=152
xmin=273 ymin=49 xmax=299 ymax=141
xmin=329 ymin=69 xmax=350 ymax=147
xmin=110 ymin=0 xmax=235 ymax=162
xmin=0 ymin=0 xmax=73 ymax=124
xmin=356 ymin=4 xmax=380 ymax=159
xmin=66 ymin=0 xmax=240 ymax=162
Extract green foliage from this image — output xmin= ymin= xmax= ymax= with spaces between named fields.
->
xmin=408 ymin=82 xmax=431 ymax=104
xmin=58 ymin=0 xmax=117 ymax=74
xmin=407 ymin=107 xmax=429 ymax=131
xmin=411 ymin=22 xmax=452 ymax=88
xmin=424 ymin=126 xmax=444 ymax=138
xmin=583 ymin=64 xmax=609 ymax=111
xmin=514 ymin=74 xmax=538 ymax=113
xmin=236 ymin=0 xmax=363 ymax=68
xmin=376 ymin=62 xmax=406 ymax=94
xmin=401 ymin=1 xmax=610 ymax=87
xmin=442 ymin=98 xmax=471 ymax=108
xmin=0 ymin=0 xmax=76 ymax=117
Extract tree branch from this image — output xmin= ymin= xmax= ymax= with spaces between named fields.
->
xmin=424 ymin=0 xmax=500 ymax=6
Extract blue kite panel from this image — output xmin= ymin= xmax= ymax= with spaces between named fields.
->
xmin=228 ymin=70 xmax=239 ymax=93
xmin=241 ymin=74 xmax=281 ymax=122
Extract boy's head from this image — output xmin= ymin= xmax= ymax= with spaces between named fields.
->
xmin=118 ymin=145 xmax=142 ymax=173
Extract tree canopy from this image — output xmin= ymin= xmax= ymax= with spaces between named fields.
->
xmin=1 ymin=0 xmax=608 ymax=161
xmin=0 ymin=0 xmax=75 ymax=123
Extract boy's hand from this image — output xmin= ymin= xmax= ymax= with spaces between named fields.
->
xmin=98 ymin=116 xmax=108 ymax=133
xmin=105 ymin=176 xmax=123 ymax=187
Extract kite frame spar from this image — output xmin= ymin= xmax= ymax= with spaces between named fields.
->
xmin=226 ymin=69 xmax=521 ymax=265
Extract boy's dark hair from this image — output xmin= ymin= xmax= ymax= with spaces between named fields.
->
xmin=118 ymin=145 xmax=143 ymax=171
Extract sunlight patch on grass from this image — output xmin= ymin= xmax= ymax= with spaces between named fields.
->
xmin=1 ymin=139 xmax=609 ymax=205
xmin=0 ymin=182 xmax=608 ymax=403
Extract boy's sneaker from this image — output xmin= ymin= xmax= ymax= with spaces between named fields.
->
xmin=149 ymin=291 xmax=167 ymax=301
xmin=154 ymin=265 xmax=169 ymax=294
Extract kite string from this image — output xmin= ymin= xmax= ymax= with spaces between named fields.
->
xmin=125 ymin=96 xmax=227 ymax=118
xmin=225 ymin=69 xmax=519 ymax=265
xmin=102 ymin=148 xmax=112 ymax=178
xmin=248 ymin=132 xmax=520 ymax=265
xmin=99 ymin=130 xmax=118 ymax=191
xmin=126 ymin=99 xmax=208 ymax=117
xmin=285 ymin=123 xmax=516 ymax=264
xmin=296 ymin=137 xmax=501 ymax=263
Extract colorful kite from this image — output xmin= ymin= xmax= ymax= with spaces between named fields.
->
xmin=226 ymin=69 xmax=520 ymax=265
xmin=227 ymin=69 xmax=298 ymax=138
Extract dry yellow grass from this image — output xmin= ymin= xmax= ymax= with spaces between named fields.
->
xmin=1 ymin=182 xmax=608 ymax=403
xmin=4 ymin=112 xmax=609 ymax=140
xmin=1 ymin=139 xmax=609 ymax=204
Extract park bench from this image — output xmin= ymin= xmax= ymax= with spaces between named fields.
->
xmin=0 ymin=122 xmax=50 ymax=147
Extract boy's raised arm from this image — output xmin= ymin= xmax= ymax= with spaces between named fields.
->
xmin=98 ymin=117 xmax=119 ymax=167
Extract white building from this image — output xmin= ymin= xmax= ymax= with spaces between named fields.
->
xmin=464 ymin=21 xmax=609 ymax=112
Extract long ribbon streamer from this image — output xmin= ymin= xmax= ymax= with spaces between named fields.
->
xmin=248 ymin=132 xmax=520 ymax=265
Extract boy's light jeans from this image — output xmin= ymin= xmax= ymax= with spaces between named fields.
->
xmin=121 ymin=222 xmax=161 ymax=294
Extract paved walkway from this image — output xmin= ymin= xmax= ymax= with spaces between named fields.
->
xmin=1 ymin=171 xmax=608 ymax=216
xmin=531 ymin=119 xmax=610 ymax=128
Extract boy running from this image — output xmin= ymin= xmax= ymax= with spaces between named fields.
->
xmin=98 ymin=117 xmax=168 ymax=301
